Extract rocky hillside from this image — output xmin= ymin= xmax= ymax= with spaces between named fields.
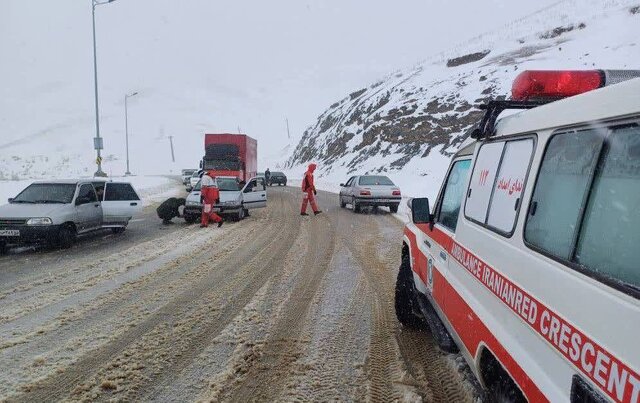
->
xmin=286 ymin=0 xmax=640 ymax=183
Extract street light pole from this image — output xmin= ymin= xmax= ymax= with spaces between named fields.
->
xmin=124 ymin=91 xmax=138 ymax=176
xmin=91 ymin=0 xmax=116 ymax=177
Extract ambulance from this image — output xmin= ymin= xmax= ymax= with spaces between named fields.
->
xmin=397 ymin=70 xmax=640 ymax=402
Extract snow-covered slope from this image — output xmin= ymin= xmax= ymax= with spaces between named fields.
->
xmin=286 ymin=0 xmax=640 ymax=201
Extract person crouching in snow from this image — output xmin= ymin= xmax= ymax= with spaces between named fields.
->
xmin=200 ymin=171 xmax=224 ymax=228
xmin=301 ymin=163 xmax=322 ymax=216
xmin=156 ymin=197 xmax=186 ymax=224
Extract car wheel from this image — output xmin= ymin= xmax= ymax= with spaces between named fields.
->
xmin=353 ymin=201 xmax=361 ymax=213
xmin=184 ymin=215 xmax=198 ymax=224
xmin=57 ymin=225 xmax=76 ymax=249
xmin=395 ymin=252 xmax=424 ymax=328
xmin=390 ymin=204 xmax=399 ymax=213
xmin=339 ymin=196 xmax=346 ymax=208
xmin=237 ymin=207 xmax=246 ymax=221
xmin=0 ymin=241 xmax=7 ymax=255
xmin=111 ymin=227 xmax=126 ymax=234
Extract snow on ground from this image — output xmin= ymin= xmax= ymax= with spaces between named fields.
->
xmin=0 ymin=175 xmax=179 ymax=208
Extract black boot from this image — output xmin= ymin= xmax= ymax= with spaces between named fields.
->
xmin=218 ymin=220 xmax=224 ymax=228
xmin=300 ymin=212 xmax=309 ymax=216
xmin=314 ymin=211 xmax=323 ymax=215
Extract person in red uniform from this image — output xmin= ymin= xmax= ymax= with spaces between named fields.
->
xmin=200 ymin=171 xmax=224 ymax=228
xmin=301 ymin=163 xmax=322 ymax=216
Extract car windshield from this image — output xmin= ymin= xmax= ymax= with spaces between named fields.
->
xmin=194 ymin=178 xmax=239 ymax=192
xmin=191 ymin=171 xmax=200 ymax=178
xmin=12 ymin=183 xmax=76 ymax=204
xmin=183 ymin=170 xmax=196 ymax=176
xmin=358 ymin=176 xmax=394 ymax=186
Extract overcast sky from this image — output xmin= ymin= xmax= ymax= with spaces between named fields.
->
xmin=0 ymin=0 xmax=560 ymax=170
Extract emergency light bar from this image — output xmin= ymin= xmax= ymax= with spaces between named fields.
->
xmin=512 ymin=70 xmax=640 ymax=101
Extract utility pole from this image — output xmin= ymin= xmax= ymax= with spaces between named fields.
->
xmin=124 ymin=91 xmax=138 ymax=176
xmin=237 ymin=126 xmax=242 ymax=134
xmin=168 ymin=136 xmax=175 ymax=163
xmin=91 ymin=0 xmax=116 ymax=177
xmin=286 ymin=117 xmax=291 ymax=140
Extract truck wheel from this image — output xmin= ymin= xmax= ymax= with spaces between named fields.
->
xmin=56 ymin=225 xmax=76 ymax=249
xmin=390 ymin=204 xmax=399 ymax=213
xmin=395 ymin=251 xmax=423 ymax=328
xmin=340 ymin=197 xmax=346 ymax=208
xmin=353 ymin=201 xmax=361 ymax=213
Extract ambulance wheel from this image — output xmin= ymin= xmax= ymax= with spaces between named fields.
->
xmin=395 ymin=251 xmax=423 ymax=328
xmin=340 ymin=197 xmax=346 ymax=208
xmin=481 ymin=351 xmax=526 ymax=403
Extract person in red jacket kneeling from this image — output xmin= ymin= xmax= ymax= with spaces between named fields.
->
xmin=300 ymin=163 xmax=322 ymax=216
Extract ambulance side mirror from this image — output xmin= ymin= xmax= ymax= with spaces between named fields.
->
xmin=411 ymin=198 xmax=433 ymax=228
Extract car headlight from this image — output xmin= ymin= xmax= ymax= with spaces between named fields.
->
xmin=27 ymin=217 xmax=52 ymax=225
xmin=186 ymin=200 xmax=200 ymax=206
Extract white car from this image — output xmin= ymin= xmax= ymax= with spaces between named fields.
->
xmin=0 ymin=179 xmax=142 ymax=252
xmin=184 ymin=176 xmax=267 ymax=222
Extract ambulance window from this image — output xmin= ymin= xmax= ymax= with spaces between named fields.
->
xmin=525 ymin=130 xmax=603 ymax=259
xmin=574 ymin=125 xmax=640 ymax=290
xmin=437 ymin=159 xmax=471 ymax=232
xmin=465 ymin=142 xmax=504 ymax=223
xmin=486 ymin=139 xmax=534 ymax=233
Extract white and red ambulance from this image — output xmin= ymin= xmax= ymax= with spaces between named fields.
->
xmin=397 ymin=70 xmax=640 ymax=403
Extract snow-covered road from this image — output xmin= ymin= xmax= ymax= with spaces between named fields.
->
xmin=0 ymin=187 xmax=478 ymax=402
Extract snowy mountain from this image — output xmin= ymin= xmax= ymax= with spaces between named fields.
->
xmin=285 ymin=0 xmax=640 ymax=199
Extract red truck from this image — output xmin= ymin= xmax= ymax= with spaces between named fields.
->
xmin=201 ymin=133 xmax=257 ymax=182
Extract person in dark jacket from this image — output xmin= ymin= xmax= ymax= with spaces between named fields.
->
xmin=157 ymin=197 xmax=186 ymax=224
xmin=265 ymin=168 xmax=271 ymax=185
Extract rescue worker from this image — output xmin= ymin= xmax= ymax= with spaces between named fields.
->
xmin=300 ymin=163 xmax=322 ymax=216
xmin=156 ymin=197 xmax=186 ymax=224
xmin=200 ymin=171 xmax=224 ymax=228
xmin=265 ymin=168 xmax=271 ymax=186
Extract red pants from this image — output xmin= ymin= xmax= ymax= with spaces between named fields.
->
xmin=201 ymin=187 xmax=223 ymax=227
xmin=301 ymin=190 xmax=319 ymax=214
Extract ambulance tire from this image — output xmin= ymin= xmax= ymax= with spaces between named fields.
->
xmin=395 ymin=252 xmax=424 ymax=329
xmin=481 ymin=351 xmax=526 ymax=403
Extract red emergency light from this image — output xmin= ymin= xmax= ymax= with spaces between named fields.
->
xmin=512 ymin=70 xmax=604 ymax=101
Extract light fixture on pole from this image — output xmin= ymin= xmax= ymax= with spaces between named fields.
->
xmin=91 ymin=0 xmax=117 ymax=177
xmin=124 ymin=91 xmax=138 ymax=176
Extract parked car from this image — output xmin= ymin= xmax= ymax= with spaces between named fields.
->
xmin=339 ymin=175 xmax=401 ymax=213
xmin=183 ymin=176 xmax=267 ymax=222
xmin=0 ymin=179 xmax=142 ymax=253
xmin=181 ymin=169 xmax=198 ymax=186
xmin=268 ymin=171 xmax=287 ymax=186
xmin=187 ymin=170 xmax=203 ymax=191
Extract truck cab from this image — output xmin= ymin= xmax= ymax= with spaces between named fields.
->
xmin=397 ymin=71 xmax=640 ymax=403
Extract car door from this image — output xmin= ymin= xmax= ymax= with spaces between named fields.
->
xmin=417 ymin=158 xmax=472 ymax=302
xmin=75 ymin=183 xmax=102 ymax=232
xmin=340 ymin=177 xmax=355 ymax=202
xmin=348 ymin=176 xmax=358 ymax=203
xmin=242 ymin=177 xmax=267 ymax=209
xmin=101 ymin=182 xmax=142 ymax=226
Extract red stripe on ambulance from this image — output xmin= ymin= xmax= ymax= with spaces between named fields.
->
xmin=448 ymin=239 xmax=640 ymax=403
